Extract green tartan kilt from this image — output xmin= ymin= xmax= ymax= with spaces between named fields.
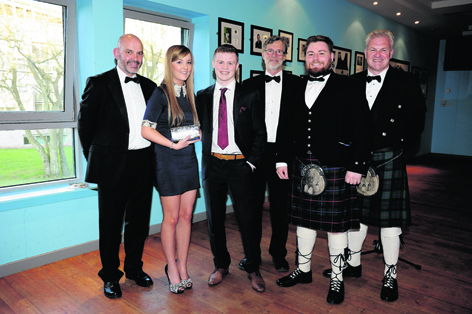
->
xmin=358 ymin=149 xmax=412 ymax=228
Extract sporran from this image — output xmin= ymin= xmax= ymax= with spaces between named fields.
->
xmin=301 ymin=163 xmax=327 ymax=196
xmin=356 ymin=167 xmax=379 ymax=196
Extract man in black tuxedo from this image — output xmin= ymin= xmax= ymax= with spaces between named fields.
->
xmin=275 ymin=35 xmax=372 ymax=305
xmin=196 ymin=44 xmax=267 ymax=292
xmin=240 ymin=35 xmax=301 ymax=273
xmin=325 ymin=29 xmax=426 ymax=303
xmin=78 ymin=34 xmax=157 ymax=299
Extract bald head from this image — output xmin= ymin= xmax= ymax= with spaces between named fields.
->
xmin=113 ymin=34 xmax=144 ymax=76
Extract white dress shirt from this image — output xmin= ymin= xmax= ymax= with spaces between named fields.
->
xmin=117 ymin=66 xmax=150 ymax=150
xmin=211 ymin=79 xmax=242 ymax=155
xmin=365 ymin=68 xmax=388 ymax=109
xmin=305 ymin=73 xmax=331 ymax=109
xmin=265 ymin=70 xmax=283 ymax=143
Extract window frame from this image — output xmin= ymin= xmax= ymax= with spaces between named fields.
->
xmin=123 ymin=6 xmax=194 ymax=50
xmin=0 ymin=0 xmax=80 ymax=192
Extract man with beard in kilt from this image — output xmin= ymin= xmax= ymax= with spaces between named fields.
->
xmin=274 ymin=35 xmax=373 ymax=305
xmin=322 ymin=29 xmax=426 ymax=302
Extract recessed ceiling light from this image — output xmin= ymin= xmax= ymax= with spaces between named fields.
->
xmin=415 ymin=21 xmax=420 ymax=24
xmin=396 ymin=12 xmax=401 ymax=16
xmin=373 ymin=1 xmax=378 ymax=4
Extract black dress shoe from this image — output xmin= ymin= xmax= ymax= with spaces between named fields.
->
xmin=326 ymin=278 xmax=344 ymax=304
xmin=322 ymin=263 xmax=362 ymax=278
xmin=272 ymin=258 xmax=289 ymax=272
xmin=380 ymin=276 xmax=398 ymax=302
xmin=238 ymin=257 xmax=247 ymax=271
xmin=126 ymin=270 xmax=153 ymax=287
xmin=276 ymin=268 xmax=312 ymax=287
xmin=104 ymin=281 xmax=122 ymax=299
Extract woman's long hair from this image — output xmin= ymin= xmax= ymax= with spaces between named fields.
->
xmin=160 ymin=45 xmax=199 ymax=127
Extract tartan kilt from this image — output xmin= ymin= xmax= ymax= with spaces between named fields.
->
xmin=287 ymin=156 xmax=360 ymax=232
xmin=358 ymin=149 xmax=411 ymax=228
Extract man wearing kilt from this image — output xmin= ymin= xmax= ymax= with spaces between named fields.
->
xmin=274 ymin=35 xmax=373 ymax=305
xmin=322 ymin=29 xmax=426 ymax=302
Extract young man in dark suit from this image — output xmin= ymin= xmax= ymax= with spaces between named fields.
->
xmin=325 ymin=29 xmax=426 ymax=303
xmin=196 ymin=44 xmax=267 ymax=292
xmin=240 ymin=36 xmax=301 ymax=273
xmin=78 ymin=34 xmax=157 ymax=299
xmin=275 ymin=35 xmax=373 ymax=305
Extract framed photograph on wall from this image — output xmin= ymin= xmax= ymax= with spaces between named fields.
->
xmin=218 ymin=17 xmax=244 ymax=53
xmin=278 ymin=30 xmax=293 ymax=62
xmin=390 ymin=58 xmax=410 ymax=72
xmin=251 ymin=25 xmax=272 ymax=56
xmin=354 ymin=51 xmax=365 ymax=73
xmin=298 ymin=38 xmax=307 ymax=62
xmin=333 ymin=46 xmax=351 ymax=76
xmin=412 ymin=66 xmax=429 ymax=99
xmin=250 ymin=70 xmax=264 ymax=77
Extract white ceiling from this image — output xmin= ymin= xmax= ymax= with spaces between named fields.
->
xmin=345 ymin=0 xmax=472 ymax=39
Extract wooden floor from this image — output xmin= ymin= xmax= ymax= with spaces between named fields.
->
xmin=1 ymin=154 xmax=471 ymax=313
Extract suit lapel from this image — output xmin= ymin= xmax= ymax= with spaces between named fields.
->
xmin=108 ymin=69 xmax=129 ymax=131
xmin=233 ymin=83 xmax=242 ymax=127
xmin=371 ymin=67 xmax=394 ymax=122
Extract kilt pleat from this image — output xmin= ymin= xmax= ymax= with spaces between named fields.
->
xmin=358 ymin=149 xmax=411 ymax=228
xmin=287 ymin=156 xmax=360 ymax=232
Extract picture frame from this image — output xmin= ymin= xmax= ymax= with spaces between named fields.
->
xmin=251 ymin=25 xmax=272 ymax=56
xmin=354 ymin=51 xmax=365 ymax=74
xmin=250 ymin=70 xmax=264 ymax=78
xmin=278 ymin=30 xmax=293 ymax=62
xmin=297 ymin=38 xmax=307 ymax=62
xmin=411 ymin=66 xmax=429 ymax=99
xmin=333 ymin=46 xmax=351 ymax=76
xmin=390 ymin=58 xmax=410 ymax=72
xmin=218 ymin=17 xmax=244 ymax=53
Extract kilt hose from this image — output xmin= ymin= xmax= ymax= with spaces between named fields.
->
xmin=358 ymin=149 xmax=412 ymax=228
xmin=287 ymin=155 xmax=360 ymax=232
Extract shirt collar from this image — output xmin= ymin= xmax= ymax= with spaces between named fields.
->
xmin=367 ymin=67 xmax=388 ymax=82
xmin=116 ymin=66 xmax=138 ymax=83
xmin=215 ymin=79 xmax=236 ymax=92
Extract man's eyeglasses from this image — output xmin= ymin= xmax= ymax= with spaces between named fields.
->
xmin=265 ymin=49 xmax=285 ymax=56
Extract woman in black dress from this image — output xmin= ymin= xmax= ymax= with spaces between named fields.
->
xmin=142 ymin=45 xmax=200 ymax=294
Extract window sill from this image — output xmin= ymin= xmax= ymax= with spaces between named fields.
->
xmin=0 ymin=184 xmax=97 ymax=212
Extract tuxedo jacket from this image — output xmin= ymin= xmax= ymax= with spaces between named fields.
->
xmin=78 ymin=67 xmax=157 ymax=186
xmin=276 ymin=72 xmax=373 ymax=175
xmin=242 ymin=71 xmax=302 ymax=145
xmin=352 ymin=67 xmax=426 ymax=151
xmin=196 ymin=82 xmax=267 ymax=179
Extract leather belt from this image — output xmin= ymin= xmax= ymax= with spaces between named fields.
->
xmin=211 ymin=152 xmax=245 ymax=160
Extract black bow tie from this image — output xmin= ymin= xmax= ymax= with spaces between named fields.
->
xmin=265 ymin=75 xmax=281 ymax=83
xmin=366 ymin=75 xmax=381 ymax=83
xmin=125 ymin=76 xmax=140 ymax=84
xmin=308 ymin=76 xmax=325 ymax=82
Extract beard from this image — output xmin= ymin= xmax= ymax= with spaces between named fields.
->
xmin=266 ymin=60 xmax=283 ymax=72
xmin=306 ymin=63 xmax=332 ymax=77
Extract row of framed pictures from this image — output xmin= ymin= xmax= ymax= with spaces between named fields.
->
xmin=218 ymin=17 xmax=429 ymax=98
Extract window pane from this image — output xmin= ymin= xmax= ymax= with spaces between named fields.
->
xmin=125 ymin=17 xmax=189 ymax=84
xmin=0 ymin=0 xmax=65 ymax=113
xmin=0 ymin=128 xmax=76 ymax=188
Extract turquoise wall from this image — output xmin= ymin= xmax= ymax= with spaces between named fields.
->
xmin=432 ymin=40 xmax=472 ymax=156
xmin=0 ymin=0 xmax=441 ymax=271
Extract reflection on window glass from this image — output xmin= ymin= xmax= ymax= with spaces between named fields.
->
xmin=0 ymin=129 xmax=75 ymax=188
xmin=125 ymin=18 xmax=188 ymax=84
xmin=0 ymin=0 xmax=65 ymax=113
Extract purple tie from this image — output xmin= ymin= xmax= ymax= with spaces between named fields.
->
xmin=218 ymin=88 xmax=229 ymax=150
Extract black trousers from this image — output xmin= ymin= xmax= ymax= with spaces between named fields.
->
xmin=97 ymin=147 xmax=153 ymax=282
xmin=253 ymin=143 xmax=289 ymax=262
xmin=203 ymin=156 xmax=259 ymax=273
